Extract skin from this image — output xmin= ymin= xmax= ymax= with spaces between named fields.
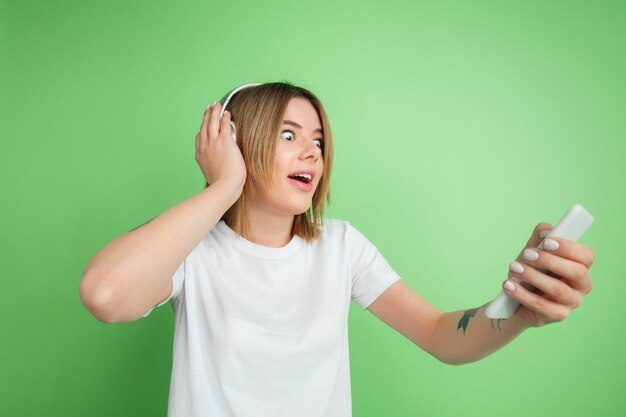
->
xmin=79 ymin=97 xmax=325 ymax=323
xmin=199 ymin=99 xmax=596 ymax=365
xmin=367 ymin=223 xmax=595 ymax=364
xmin=199 ymin=98 xmax=323 ymax=248
xmin=245 ymin=98 xmax=324 ymax=247
xmin=503 ymin=230 xmax=595 ymax=327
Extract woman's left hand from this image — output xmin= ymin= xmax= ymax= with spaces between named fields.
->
xmin=504 ymin=223 xmax=596 ymax=329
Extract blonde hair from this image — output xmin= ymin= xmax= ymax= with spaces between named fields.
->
xmin=205 ymin=82 xmax=334 ymax=242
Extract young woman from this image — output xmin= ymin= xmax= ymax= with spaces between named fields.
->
xmin=79 ymin=82 xmax=595 ymax=417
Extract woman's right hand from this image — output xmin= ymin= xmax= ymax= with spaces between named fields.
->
xmin=195 ymin=101 xmax=247 ymax=194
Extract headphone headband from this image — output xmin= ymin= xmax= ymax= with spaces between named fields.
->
xmin=219 ymin=82 xmax=261 ymax=119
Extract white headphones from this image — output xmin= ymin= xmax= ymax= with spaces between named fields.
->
xmin=218 ymin=82 xmax=261 ymax=142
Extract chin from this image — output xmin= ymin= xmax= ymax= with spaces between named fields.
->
xmin=287 ymin=206 xmax=312 ymax=216
xmin=281 ymin=200 xmax=314 ymax=217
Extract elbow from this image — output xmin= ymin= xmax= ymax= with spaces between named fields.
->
xmin=428 ymin=350 xmax=464 ymax=366
xmin=437 ymin=356 xmax=474 ymax=366
xmin=427 ymin=351 xmax=467 ymax=366
xmin=79 ymin=270 xmax=122 ymax=324
xmin=430 ymin=349 xmax=484 ymax=366
xmin=423 ymin=339 xmax=480 ymax=366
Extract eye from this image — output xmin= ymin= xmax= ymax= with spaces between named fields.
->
xmin=281 ymin=130 xmax=295 ymax=141
xmin=313 ymin=139 xmax=323 ymax=149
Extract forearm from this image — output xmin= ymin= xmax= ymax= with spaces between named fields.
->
xmin=80 ymin=179 xmax=242 ymax=320
xmin=431 ymin=304 xmax=527 ymax=365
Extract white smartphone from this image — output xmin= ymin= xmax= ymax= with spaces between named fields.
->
xmin=485 ymin=204 xmax=594 ymax=319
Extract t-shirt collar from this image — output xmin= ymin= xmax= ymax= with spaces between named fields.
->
xmin=214 ymin=220 xmax=303 ymax=259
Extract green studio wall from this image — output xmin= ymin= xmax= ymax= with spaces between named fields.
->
xmin=1 ymin=0 xmax=624 ymax=416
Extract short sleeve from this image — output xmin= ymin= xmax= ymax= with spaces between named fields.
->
xmin=347 ymin=223 xmax=402 ymax=310
xmin=142 ymin=260 xmax=185 ymax=318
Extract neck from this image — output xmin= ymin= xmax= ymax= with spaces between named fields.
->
xmin=244 ymin=206 xmax=295 ymax=248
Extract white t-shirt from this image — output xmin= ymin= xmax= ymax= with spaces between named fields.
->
xmin=143 ymin=219 xmax=401 ymax=417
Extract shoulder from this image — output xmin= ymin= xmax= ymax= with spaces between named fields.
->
xmin=320 ymin=218 xmax=354 ymax=235
xmin=319 ymin=218 xmax=368 ymax=243
xmin=321 ymin=217 xmax=349 ymax=229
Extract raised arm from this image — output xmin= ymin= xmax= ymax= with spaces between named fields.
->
xmin=367 ymin=223 xmax=595 ymax=365
xmin=79 ymin=102 xmax=245 ymax=323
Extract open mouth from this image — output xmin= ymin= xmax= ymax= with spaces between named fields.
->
xmin=287 ymin=173 xmax=313 ymax=184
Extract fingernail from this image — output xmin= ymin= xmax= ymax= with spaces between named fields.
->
xmin=510 ymin=261 xmax=525 ymax=274
xmin=503 ymin=280 xmax=516 ymax=291
xmin=540 ymin=230 xmax=550 ymax=239
xmin=522 ymin=249 xmax=539 ymax=261
xmin=213 ymin=100 xmax=218 ymax=106
xmin=544 ymin=238 xmax=559 ymax=250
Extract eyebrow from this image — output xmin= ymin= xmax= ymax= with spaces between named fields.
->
xmin=282 ymin=120 xmax=323 ymax=136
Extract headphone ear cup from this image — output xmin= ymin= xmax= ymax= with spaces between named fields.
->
xmin=230 ymin=121 xmax=237 ymax=142
xmin=219 ymin=82 xmax=261 ymax=143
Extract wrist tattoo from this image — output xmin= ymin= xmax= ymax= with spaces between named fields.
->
xmin=456 ymin=304 xmax=506 ymax=334
xmin=490 ymin=317 xmax=505 ymax=332
xmin=457 ymin=306 xmax=481 ymax=334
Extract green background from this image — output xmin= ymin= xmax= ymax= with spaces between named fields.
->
xmin=2 ymin=0 xmax=625 ymax=416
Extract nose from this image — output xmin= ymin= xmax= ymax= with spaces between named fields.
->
xmin=299 ymin=139 xmax=322 ymax=161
